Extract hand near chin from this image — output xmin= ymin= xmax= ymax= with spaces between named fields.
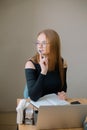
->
xmin=58 ymin=91 xmax=67 ymax=100
xmin=39 ymin=53 xmax=48 ymax=75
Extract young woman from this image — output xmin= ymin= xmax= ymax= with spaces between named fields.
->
xmin=25 ymin=29 xmax=67 ymax=101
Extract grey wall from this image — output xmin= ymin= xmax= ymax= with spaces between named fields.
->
xmin=0 ymin=0 xmax=87 ymax=111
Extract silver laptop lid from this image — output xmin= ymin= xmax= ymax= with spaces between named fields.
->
xmin=36 ymin=104 xmax=87 ymax=129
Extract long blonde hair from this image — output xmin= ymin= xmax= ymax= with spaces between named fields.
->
xmin=32 ymin=29 xmax=64 ymax=86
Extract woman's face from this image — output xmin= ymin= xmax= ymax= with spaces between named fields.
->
xmin=36 ymin=33 xmax=50 ymax=55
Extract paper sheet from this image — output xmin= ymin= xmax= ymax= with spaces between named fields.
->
xmin=30 ymin=93 xmax=70 ymax=108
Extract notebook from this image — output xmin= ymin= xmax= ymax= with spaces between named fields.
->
xmin=36 ymin=104 xmax=87 ymax=129
xmin=30 ymin=93 xmax=70 ymax=108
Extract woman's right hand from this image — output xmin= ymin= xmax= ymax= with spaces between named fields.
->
xmin=58 ymin=91 xmax=67 ymax=100
xmin=39 ymin=53 xmax=48 ymax=75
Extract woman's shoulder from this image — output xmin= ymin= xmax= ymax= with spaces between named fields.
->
xmin=25 ymin=58 xmax=36 ymax=69
xmin=63 ymin=59 xmax=67 ymax=68
xmin=62 ymin=58 xmax=68 ymax=68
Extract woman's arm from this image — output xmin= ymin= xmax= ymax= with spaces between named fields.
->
xmin=58 ymin=60 xmax=68 ymax=100
xmin=25 ymin=61 xmax=46 ymax=101
xmin=61 ymin=67 xmax=67 ymax=92
xmin=62 ymin=59 xmax=68 ymax=92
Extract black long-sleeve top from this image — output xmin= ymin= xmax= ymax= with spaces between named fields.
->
xmin=25 ymin=60 xmax=67 ymax=101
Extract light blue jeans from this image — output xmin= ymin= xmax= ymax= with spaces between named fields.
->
xmin=23 ymin=84 xmax=29 ymax=98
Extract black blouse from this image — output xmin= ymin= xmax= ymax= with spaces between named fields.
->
xmin=25 ymin=60 xmax=67 ymax=101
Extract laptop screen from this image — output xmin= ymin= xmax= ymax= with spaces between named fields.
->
xmin=36 ymin=104 xmax=87 ymax=129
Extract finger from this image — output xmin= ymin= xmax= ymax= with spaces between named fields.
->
xmin=58 ymin=92 xmax=61 ymax=95
xmin=44 ymin=58 xmax=48 ymax=65
xmin=39 ymin=53 xmax=44 ymax=61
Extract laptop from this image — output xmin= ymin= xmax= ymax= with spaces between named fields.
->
xmin=36 ymin=104 xmax=87 ymax=129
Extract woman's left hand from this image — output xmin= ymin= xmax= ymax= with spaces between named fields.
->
xmin=58 ymin=91 xmax=67 ymax=100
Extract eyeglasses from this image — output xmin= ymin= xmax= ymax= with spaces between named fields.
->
xmin=35 ymin=41 xmax=49 ymax=47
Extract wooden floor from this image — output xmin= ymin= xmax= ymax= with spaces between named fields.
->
xmin=0 ymin=111 xmax=17 ymax=130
